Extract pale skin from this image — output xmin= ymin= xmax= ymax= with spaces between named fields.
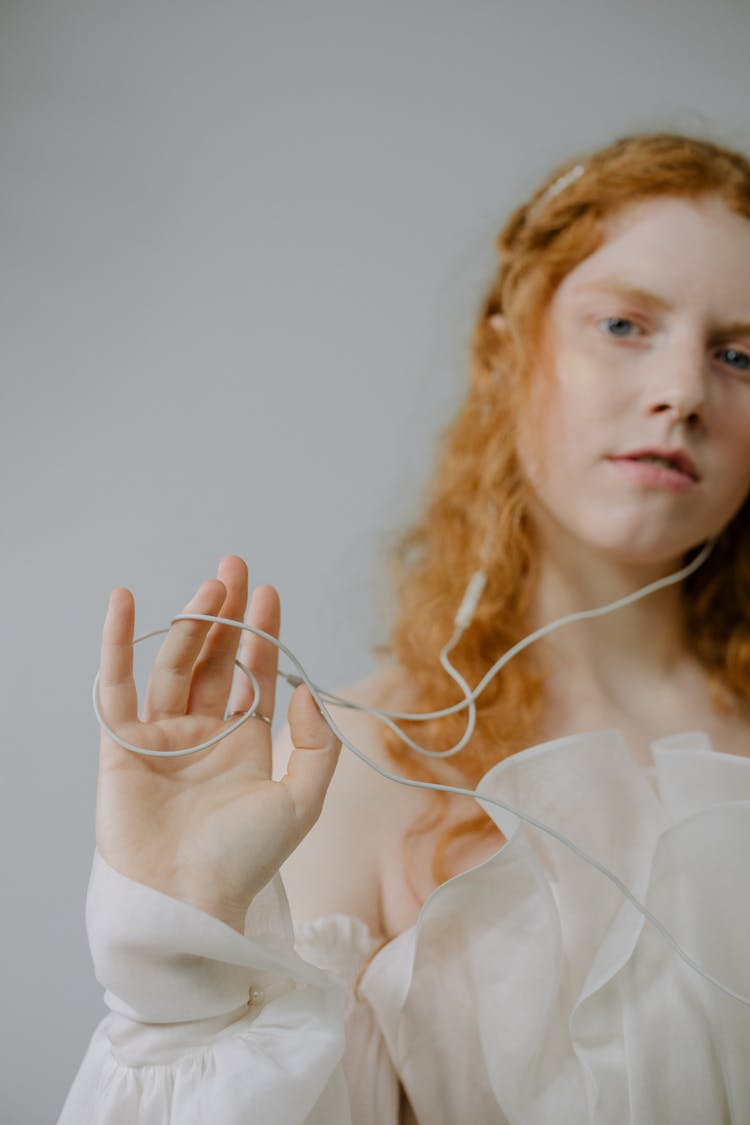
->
xmin=97 ymin=565 xmax=342 ymax=934
xmin=97 ymin=194 xmax=750 ymax=942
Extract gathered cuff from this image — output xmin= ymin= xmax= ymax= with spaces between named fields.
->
xmin=58 ymin=852 xmax=351 ymax=1124
xmin=87 ymin=850 xmax=335 ymax=1024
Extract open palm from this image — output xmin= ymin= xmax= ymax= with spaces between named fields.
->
xmin=95 ymin=556 xmax=341 ymax=931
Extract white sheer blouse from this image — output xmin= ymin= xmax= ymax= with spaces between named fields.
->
xmin=59 ymin=728 xmax=750 ymax=1124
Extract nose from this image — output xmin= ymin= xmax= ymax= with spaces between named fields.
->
xmin=644 ymin=341 xmax=707 ymax=429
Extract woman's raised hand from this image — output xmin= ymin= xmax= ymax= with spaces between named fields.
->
xmin=95 ymin=556 xmax=342 ymax=932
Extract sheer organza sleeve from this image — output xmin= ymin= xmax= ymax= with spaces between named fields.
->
xmin=58 ymin=851 xmax=353 ymax=1124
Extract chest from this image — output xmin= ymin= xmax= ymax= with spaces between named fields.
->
xmin=377 ymin=698 xmax=750 ymax=938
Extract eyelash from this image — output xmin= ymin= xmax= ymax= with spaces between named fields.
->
xmin=599 ymin=317 xmax=750 ymax=373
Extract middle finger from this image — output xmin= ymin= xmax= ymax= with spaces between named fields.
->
xmin=187 ymin=555 xmax=249 ymax=716
xmin=142 ymin=579 xmax=227 ymax=721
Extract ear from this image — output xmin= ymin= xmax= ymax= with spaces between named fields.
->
xmin=489 ymin=313 xmax=506 ymax=335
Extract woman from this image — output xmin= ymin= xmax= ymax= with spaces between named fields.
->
xmin=61 ymin=132 xmax=750 ymax=1124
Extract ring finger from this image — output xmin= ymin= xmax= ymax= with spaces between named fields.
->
xmin=227 ymin=584 xmax=281 ymax=726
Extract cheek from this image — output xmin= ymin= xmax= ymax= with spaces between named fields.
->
xmin=713 ymin=409 xmax=750 ymax=490
xmin=517 ymin=376 xmax=598 ymax=490
xmin=516 ymin=393 xmax=553 ymax=489
xmin=724 ymin=448 xmax=750 ymax=517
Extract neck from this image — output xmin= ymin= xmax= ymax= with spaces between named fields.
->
xmin=525 ymin=526 xmax=699 ymax=715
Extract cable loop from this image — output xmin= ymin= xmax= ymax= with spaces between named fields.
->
xmin=91 ymin=538 xmax=750 ymax=1007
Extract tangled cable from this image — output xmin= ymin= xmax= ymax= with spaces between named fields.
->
xmin=92 ymin=537 xmax=750 ymax=1008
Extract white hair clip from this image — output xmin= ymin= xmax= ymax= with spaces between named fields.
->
xmin=529 ymin=163 xmax=586 ymax=218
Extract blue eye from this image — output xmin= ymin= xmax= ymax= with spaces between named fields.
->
xmin=719 ymin=347 xmax=750 ymax=372
xmin=601 ymin=317 xmax=640 ymax=337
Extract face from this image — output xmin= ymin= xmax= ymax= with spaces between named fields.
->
xmin=515 ymin=194 xmax=750 ymax=565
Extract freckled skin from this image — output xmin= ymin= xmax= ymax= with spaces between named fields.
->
xmin=515 ymin=196 xmax=750 ymax=566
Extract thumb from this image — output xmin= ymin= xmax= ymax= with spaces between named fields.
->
xmin=283 ymin=684 xmax=342 ymax=832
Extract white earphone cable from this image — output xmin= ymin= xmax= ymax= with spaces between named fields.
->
xmin=92 ymin=537 xmax=750 ymax=1007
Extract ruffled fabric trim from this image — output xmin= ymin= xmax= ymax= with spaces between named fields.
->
xmin=295 ymin=914 xmax=383 ymax=992
xmin=295 ymin=914 xmax=402 ymax=1125
xmin=358 ymin=728 xmax=750 ymax=1125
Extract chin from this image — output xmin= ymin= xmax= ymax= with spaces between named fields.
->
xmin=576 ymin=525 xmax=711 ymax=569
xmin=541 ymin=506 xmax=709 ymax=565
xmin=529 ymin=490 xmax=718 ymax=567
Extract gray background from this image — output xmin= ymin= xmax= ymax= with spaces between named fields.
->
xmin=1 ymin=1 xmax=749 ymax=1120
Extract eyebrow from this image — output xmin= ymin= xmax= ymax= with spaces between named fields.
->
xmin=574 ymin=278 xmax=750 ymax=338
xmin=575 ymin=279 xmax=673 ymax=312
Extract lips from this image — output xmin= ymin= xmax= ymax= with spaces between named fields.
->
xmin=610 ymin=447 xmax=701 ymax=481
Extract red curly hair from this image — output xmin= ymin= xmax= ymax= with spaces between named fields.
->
xmin=372 ymin=131 xmax=750 ymax=891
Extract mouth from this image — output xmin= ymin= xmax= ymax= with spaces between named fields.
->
xmin=608 ymin=447 xmax=701 ymax=483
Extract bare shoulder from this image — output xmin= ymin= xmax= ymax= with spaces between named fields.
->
xmin=273 ymin=662 xmax=430 ymax=938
